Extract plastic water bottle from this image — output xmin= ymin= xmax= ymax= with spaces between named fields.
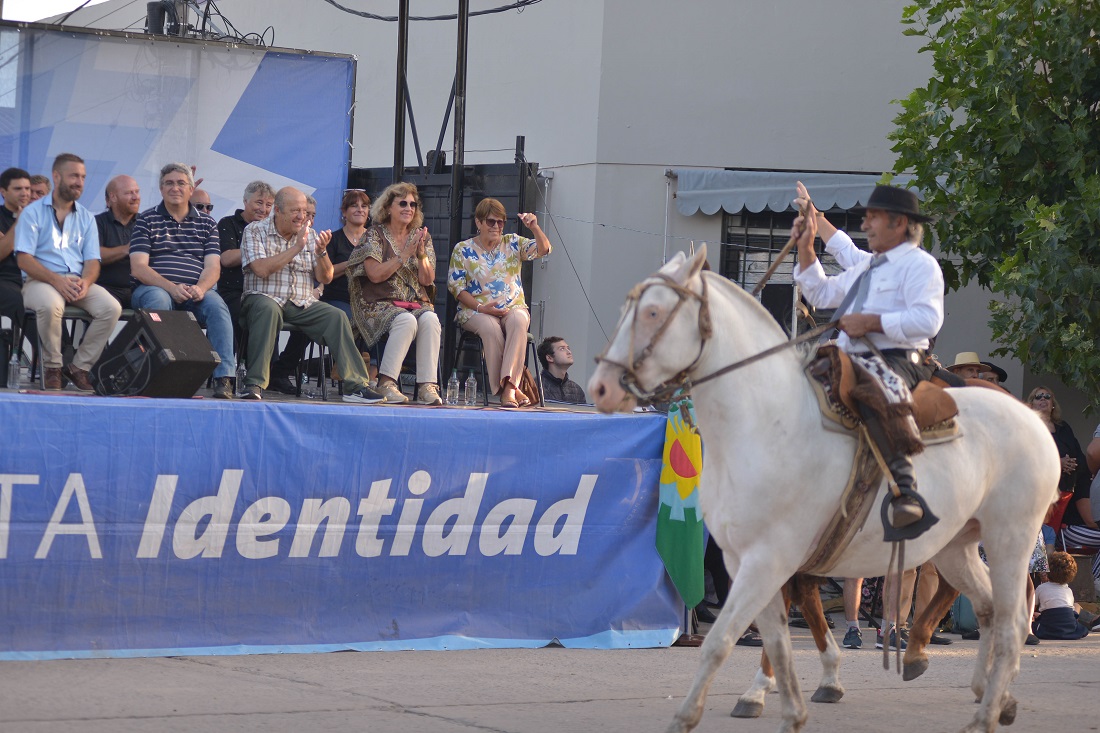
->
xmin=6 ymin=351 xmax=20 ymax=390
xmin=235 ymin=360 xmax=248 ymax=397
xmin=464 ymin=369 xmax=477 ymax=406
xmin=446 ymin=369 xmax=460 ymax=405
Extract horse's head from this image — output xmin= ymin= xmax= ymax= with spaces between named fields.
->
xmin=589 ymin=245 xmax=710 ymax=413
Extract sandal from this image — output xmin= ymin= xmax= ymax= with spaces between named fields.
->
xmin=499 ymin=383 xmax=519 ymax=408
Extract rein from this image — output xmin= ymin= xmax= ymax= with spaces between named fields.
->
xmin=596 ymin=268 xmax=838 ymax=402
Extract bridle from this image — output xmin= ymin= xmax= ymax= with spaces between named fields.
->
xmin=595 ymin=272 xmax=838 ymax=403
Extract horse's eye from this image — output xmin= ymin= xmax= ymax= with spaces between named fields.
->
xmin=644 ymin=307 xmax=661 ymax=320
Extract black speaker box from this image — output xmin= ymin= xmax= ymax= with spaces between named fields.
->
xmin=90 ymin=310 xmax=221 ymax=397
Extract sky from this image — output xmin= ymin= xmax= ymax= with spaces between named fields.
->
xmin=3 ymin=0 xmax=113 ymax=23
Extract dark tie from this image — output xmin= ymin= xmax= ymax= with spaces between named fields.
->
xmin=820 ymin=254 xmax=885 ymax=343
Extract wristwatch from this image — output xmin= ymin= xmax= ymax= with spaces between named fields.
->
xmin=317 ymin=250 xmax=329 ymax=258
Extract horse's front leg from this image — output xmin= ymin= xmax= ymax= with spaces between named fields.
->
xmin=794 ymin=575 xmax=844 ymax=704
xmin=667 ymin=565 xmax=781 ymax=733
xmin=755 ymin=590 xmax=809 ymax=733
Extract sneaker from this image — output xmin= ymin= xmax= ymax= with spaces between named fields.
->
xmin=418 ymin=383 xmax=443 ymax=405
xmin=735 ymin=630 xmax=763 ymax=647
xmin=1025 ymin=633 xmax=1040 ymax=646
xmin=928 ymin=633 xmax=953 ymax=645
xmin=240 ymin=384 xmax=262 ymax=400
xmin=211 ymin=376 xmax=234 ymax=399
xmin=875 ymin=628 xmax=906 ymax=651
xmin=268 ymin=374 xmax=297 ymax=395
xmin=842 ymin=626 xmax=863 ymax=649
xmin=375 ymin=379 xmax=408 ymax=404
xmin=62 ymin=364 xmax=95 ymax=392
xmin=343 ymin=385 xmax=385 ymax=404
xmin=961 ymin=629 xmax=980 ymax=641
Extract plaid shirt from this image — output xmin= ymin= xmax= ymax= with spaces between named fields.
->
xmin=240 ymin=214 xmax=319 ymax=307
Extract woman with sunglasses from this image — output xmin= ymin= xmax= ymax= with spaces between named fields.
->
xmin=447 ymin=197 xmax=550 ymax=408
xmin=346 ymin=182 xmax=442 ymax=405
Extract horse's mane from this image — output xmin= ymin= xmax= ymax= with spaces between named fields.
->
xmin=700 ymin=271 xmax=797 ymax=337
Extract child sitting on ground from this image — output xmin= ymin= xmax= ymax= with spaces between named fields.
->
xmin=1032 ymin=552 xmax=1094 ymax=640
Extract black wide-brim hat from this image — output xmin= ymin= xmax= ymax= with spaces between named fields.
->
xmin=865 ymin=185 xmax=933 ymax=223
xmin=980 ymin=361 xmax=1008 ymax=383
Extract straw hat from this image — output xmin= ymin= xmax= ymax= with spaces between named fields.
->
xmin=947 ymin=352 xmax=982 ymax=373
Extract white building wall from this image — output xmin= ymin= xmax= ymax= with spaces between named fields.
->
xmin=40 ymin=0 xmax=1077 ymax=419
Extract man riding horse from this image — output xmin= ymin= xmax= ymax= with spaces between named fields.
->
xmin=792 ymin=182 xmax=942 ymax=540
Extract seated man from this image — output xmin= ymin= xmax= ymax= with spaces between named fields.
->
xmin=15 ymin=153 xmax=121 ymax=390
xmin=28 ymin=174 xmax=49 ymax=203
xmin=0 ymin=167 xmax=32 ymax=371
xmin=537 ymin=336 xmax=586 ymax=403
xmin=94 ymin=175 xmax=141 ymax=308
xmin=217 ymin=180 xmax=275 ymax=355
xmin=129 ymin=162 xmax=236 ymax=399
xmin=793 ymin=182 xmax=943 ymax=538
xmin=239 ymin=186 xmax=383 ymax=404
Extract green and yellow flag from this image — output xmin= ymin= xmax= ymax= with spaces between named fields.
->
xmin=656 ymin=394 xmax=705 ymax=607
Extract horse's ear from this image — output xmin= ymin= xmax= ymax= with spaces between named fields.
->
xmin=659 ymin=251 xmax=687 ymax=276
xmin=672 ymin=244 xmax=708 ymax=284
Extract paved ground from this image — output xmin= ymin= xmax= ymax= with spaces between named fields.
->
xmin=2 ymin=624 xmax=1097 ymax=733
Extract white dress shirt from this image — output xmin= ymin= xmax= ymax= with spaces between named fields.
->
xmin=793 ymin=229 xmax=944 ymax=353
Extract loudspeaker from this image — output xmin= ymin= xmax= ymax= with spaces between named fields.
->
xmin=90 ymin=310 xmax=221 ymax=397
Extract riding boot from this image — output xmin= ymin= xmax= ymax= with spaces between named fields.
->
xmin=858 ymin=406 xmax=935 ymax=536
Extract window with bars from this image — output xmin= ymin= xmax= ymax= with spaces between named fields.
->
xmin=720 ymin=207 xmax=869 ymax=332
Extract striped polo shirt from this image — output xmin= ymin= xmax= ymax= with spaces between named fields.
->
xmin=129 ymin=201 xmax=220 ymax=286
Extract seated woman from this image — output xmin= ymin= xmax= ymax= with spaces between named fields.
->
xmin=447 ymin=197 xmax=550 ymax=408
xmin=1032 ymin=552 xmax=1093 ymax=639
xmin=346 ymin=182 xmax=442 ymax=405
xmin=320 ymin=189 xmax=371 ymax=318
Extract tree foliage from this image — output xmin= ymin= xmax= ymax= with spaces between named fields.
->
xmin=890 ymin=0 xmax=1100 ymax=408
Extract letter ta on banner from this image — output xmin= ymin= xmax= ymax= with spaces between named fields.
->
xmin=655 ymin=393 xmax=704 ymax=608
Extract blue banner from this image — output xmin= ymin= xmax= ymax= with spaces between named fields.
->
xmin=0 ymin=394 xmax=679 ymax=659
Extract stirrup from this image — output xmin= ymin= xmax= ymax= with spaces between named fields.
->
xmin=880 ymin=485 xmax=939 ymax=542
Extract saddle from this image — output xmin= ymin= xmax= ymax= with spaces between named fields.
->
xmin=798 ymin=345 xmax=961 ymax=574
xmin=808 ymin=345 xmax=960 ymax=446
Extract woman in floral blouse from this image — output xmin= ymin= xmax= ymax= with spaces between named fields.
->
xmin=447 ymin=198 xmax=550 ymax=408
xmin=346 ymin=182 xmax=442 ymax=405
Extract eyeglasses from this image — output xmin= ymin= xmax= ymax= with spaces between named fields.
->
xmin=396 ymin=200 xmax=418 ymax=210
xmin=162 ymin=180 xmax=191 ymax=190
xmin=484 ymin=218 xmax=505 ymax=228
xmin=1031 ymin=393 xmax=1052 ymax=401
xmin=193 ymin=203 xmax=214 ymax=212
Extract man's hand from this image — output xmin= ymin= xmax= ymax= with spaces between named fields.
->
xmin=54 ymin=275 xmax=83 ymax=303
xmin=184 ymin=284 xmax=206 ymax=302
xmin=170 ymin=282 xmax=192 ymax=303
xmin=314 ymin=229 xmax=332 ymax=255
xmin=838 ymin=313 xmax=882 ymax=338
xmin=294 ymin=223 xmax=311 ymax=252
xmin=793 ymin=181 xmax=818 ymax=218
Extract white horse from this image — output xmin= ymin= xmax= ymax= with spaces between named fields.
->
xmin=588 ymin=247 xmax=1060 ymax=733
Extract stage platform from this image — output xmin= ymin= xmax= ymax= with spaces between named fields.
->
xmin=0 ymin=388 xmax=681 ymax=660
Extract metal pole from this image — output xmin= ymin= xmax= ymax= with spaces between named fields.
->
xmin=447 ymin=0 xmax=469 ymax=249
xmin=444 ymin=0 xmax=470 ymax=378
xmin=392 ymin=0 xmax=410 ymax=182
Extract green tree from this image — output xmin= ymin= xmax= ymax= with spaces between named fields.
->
xmin=890 ymin=0 xmax=1100 ymax=408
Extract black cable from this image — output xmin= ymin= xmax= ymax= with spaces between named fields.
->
xmin=57 ymin=0 xmax=95 ymax=25
xmin=517 ymin=152 xmax=608 ymax=341
xmin=319 ymin=0 xmax=542 ymax=22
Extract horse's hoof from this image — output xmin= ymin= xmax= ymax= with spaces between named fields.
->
xmin=902 ymin=658 xmax=929 ymax=681
xmin=810 ymin=685 xmax=844 ymax=704
xmin=730 ymin=700 xmax=764 ymax=718
xmin=999 ymin=696 xmax=1017 ymax=726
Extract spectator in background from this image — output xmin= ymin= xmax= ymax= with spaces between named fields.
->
xmin=347 ymin=182 xmax=442 ymax=405
xmin=448 ymin=197 xmax=550 ymax=408
xmin=94 ymin=175 xmax=140 ymax=308
xmin=217 ymin=180 xmax=275 ymax=353
xmin=28 ymin=174 xmax=49 ymax=202
xmin=979 ymin=360 xmax=1008 ymax=385
xmin=1032 ymin=552 xmax=1094 ymax=639
xmin=946 ymin=351 xmax=983 ymax=380
xmin=270 ymin=190 xmax=367 ymax=394
xmin=238 ymin=187 xmax=381 ymax=404
xmin=0 ymin=168 xmax=32 ymax=359
xmin=191 ymin=188 xmax=213 ymax=218
xmin=15 ymin=153 xmax=120 ymax=391
xmin=130 ymin=162 xmax=235 ymax=399
xmin=1029 ymin=386 xmax=1098 ymax=588
xmin=537 ymin=336 xmax=586 ymax=404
